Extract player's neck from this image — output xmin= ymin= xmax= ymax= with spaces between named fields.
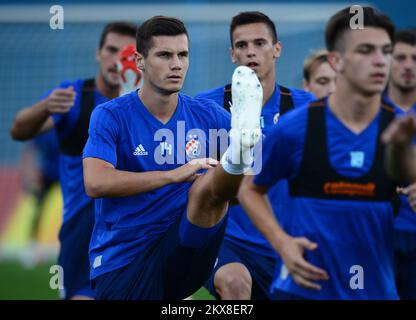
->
xmin=138 ymin=84 xmax=178 ymax=124
xmin=260 ymin=72 xmax=276 ymax=107
xmin=329 ymin=81 xmax=382 ymax=134
xmin=387 ymin=83 xmax=416 ymax=112
xmin=95 ymin=75 xmax=119 ymax=99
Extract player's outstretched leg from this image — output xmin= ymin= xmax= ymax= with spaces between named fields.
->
xmin=165 ymin=66 xmax=263 ymax=299
xmin=187 ymin=65 xmax=263 ymax=228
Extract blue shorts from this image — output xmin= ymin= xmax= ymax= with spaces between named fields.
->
xmin=94 ymin=210 xmax=228 ymax=300
xmin=58 ymin=201 xmax=95 ymax=299
xmin=394 ymin=230 xmax=416 ymax=299
xmin=205 ymin=239 xmax=277 ymax=300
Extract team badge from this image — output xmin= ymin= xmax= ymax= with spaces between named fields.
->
xmin=185 ymin=134 xmax=201 ymax=159
xmin=350 ymin=151 xmax=365 ymax=168
xmin=273 ymin=112 xmax=280 ymax=124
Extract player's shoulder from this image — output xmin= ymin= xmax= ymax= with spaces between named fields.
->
xmin=287 ymin=87 xmax=315 ymax=99
xmin=195 ymin=85 xmax=225 ymax=102
xmin=103 ymin=91 xmax=136 ymax=110
xmin=57 ymin=78 xmax=86 ymax=92
xmin=181 ymin=93 xmax=225 ymax=113
xmin=91 ymin=91 xmax=134 ymax=123
xmin=272 ymin=100 xmax=313 ymax=137
xmin=282 ymin=86 xmax=316 ymax=107
xmin=181 ymin=93 xmax=230 ymax=127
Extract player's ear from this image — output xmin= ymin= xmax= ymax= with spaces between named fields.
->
xmin=272 ymin=41 xmax=282 ymax=59
xmin=327 ymin=51 xmax=343 ymax=72
xmin=302 ymin=79 xmax=309 ymax=91
xmin=96 ymin=48 xmax=101 ymax=63
xmin=230 ymin=47 xmax=236 ymax=64
xmin=136 ymin=51 xmax=145 ymax=71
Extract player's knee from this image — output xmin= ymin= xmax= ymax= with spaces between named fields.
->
xmin=215 ymin=266 xmax=252 ymax=299
xmin=189 ymin=171 xmax=230 ymax=206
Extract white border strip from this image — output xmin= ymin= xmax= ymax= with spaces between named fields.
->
xmin=0 ymin=3 xmax=352 ymax=23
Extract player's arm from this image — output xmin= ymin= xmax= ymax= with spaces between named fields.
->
xmin=238 ymin=176 xmax=289 ymax=253
xmin=83 ymin=157 xmax=218 ymax=198
xmin=10 ymin=87 xmax=75 ymax=141
xmin=238 ymin=176 xmax=329 ymax=290
xmin=382 ymin=114 xmax=416 ymax=182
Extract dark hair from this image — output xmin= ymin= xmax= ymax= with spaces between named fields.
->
xmin=136 ymin=16 xmax=189 ymax=57
xmin=325 ymin=6 xmax=395 ymax=52
xmin=99 ymin=21 xmax=137 ymax=49
xmin=303 ymin=49 xmax=329 ymax=82
xmin=230 ymin=11 xmax=278 ymax=46
xmin=395 ymin=29 xmax=416 ymax=46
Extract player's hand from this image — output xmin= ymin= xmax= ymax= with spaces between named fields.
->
xmin=279 ymin=236 xmax=329 ymax=290
xmin=170 ymin=158 xmax=218 ymax=183
xmin=382 ymin=114 xmax=416 ymax=146
xmin=400 ymin=182 xmax=416 ymax=213
xmin=44 ymin=86 xmax=76 ymax=114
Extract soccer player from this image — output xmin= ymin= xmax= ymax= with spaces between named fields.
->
xmin=239 ymin=6 xmax=399 ymax=299
xmin=382 ymin=29 xmax=416 ymax=299
xmin=82 ymin=16 xmax=263 ymax=300
xmin=196 ymin=11 xmax=315 ymax=300
xmin=10 ymin=21 xmax=137 ymax=299
xmin=303 ymin=49 xmax=337 ymax=99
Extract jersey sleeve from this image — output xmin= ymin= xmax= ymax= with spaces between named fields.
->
xmin=83 ymin=104 xmax=119 ymax=167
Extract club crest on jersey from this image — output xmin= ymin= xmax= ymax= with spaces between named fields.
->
xmin=350 ymin=151 xmax=365 ymax=168
xmin=273 ymin=113 xmax=280 ymax=124
xmin=185 ymin=134 xmax=201 ymax=159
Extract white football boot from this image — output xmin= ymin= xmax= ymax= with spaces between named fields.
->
xmin=230 ymin=66 xmax=263 ymax=149
xmin=227 ymin=66 xmax=263 ymax=167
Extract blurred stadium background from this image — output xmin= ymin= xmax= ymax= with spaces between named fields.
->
xmin=0 ymin=0 xmax=413 ymax=299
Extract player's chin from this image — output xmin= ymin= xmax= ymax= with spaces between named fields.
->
xmin=165 ymin=83 xmax=183 ymax=93
xmin=105 ymin=74 xmax=121 ymax=87
xmin=401 ymin=82 xmax=416 ymax=90
xmin=361 ymin=85 xmax=385 ymax=96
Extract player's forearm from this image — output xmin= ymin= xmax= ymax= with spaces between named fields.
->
xmin=10 ymin=100 xmax=50 ymax=141
xmin=386 ymin=143 xmax=416 ymax=182
xmin=238 ymin=183 xmax=290 ymax=254
xmin=83 ymin=164 xmax=176 ymax=198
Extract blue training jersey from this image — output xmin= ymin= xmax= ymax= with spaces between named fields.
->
xmin=254 ymin=99 xmax=398 ymax=299
xmin=83 ymin=91 xmax=231 ymax=280
xmin=48 ymin=79 xmax=109 ymax=223
xmin=196 ymin=84 xmax=315 ymax=257
xmin=383 ymin=94 xmax=416 ymax=233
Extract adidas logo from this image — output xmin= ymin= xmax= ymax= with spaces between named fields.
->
xmin=133 ymin=144 xmax=148 ymax=156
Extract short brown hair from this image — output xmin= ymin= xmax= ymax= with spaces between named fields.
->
xmin=230 ymin=11 xmax=278 ymax=46
xmin=136 ymin=16 xmax=189 ymax=57
xmin=303 ymin=49 xmax=329 ymax=82
xmin=99 ymin=21 xmax=137 ymax=49
xmin=325 ymin=6 xmax=395 ymax=52
xmin=395 ymin=29 xmax=416 ymax=46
